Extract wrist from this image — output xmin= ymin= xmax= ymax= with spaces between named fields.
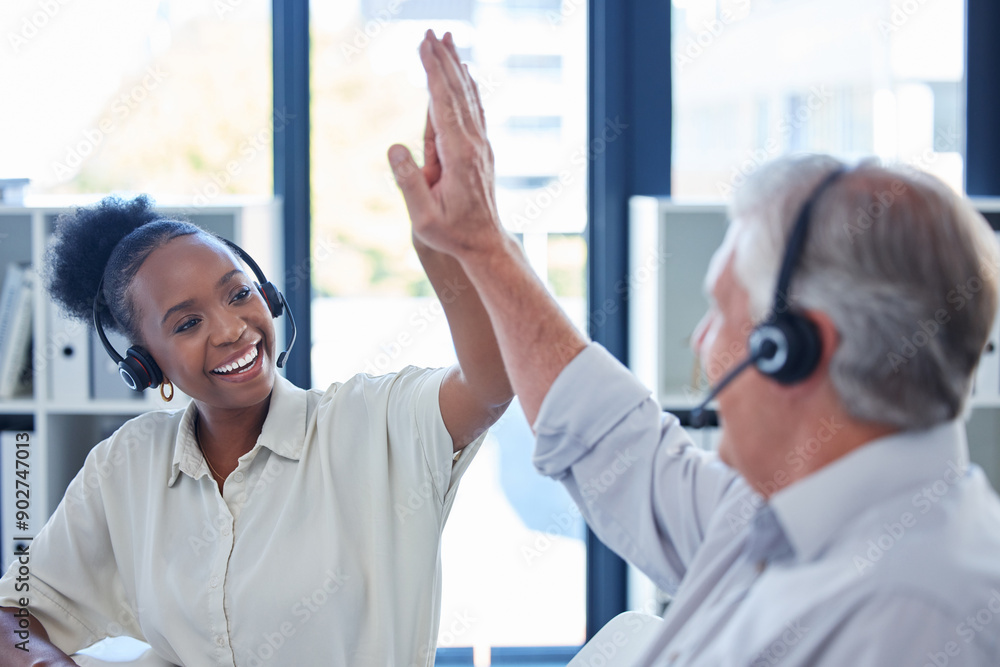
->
xmin=456 ymin=229 xmax=521 ymax=277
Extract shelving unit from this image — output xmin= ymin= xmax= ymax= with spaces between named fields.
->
xmin=0 ymin=199 xmax=281 ymax=560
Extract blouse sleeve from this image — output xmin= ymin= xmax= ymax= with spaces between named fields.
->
xmin=385 ymin=366 xmax=485 ymax=510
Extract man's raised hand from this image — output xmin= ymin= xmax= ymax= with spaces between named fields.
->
xmin=388 ymin=30 xmax=505 ymax=260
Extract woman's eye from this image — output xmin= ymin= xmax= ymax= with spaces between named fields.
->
xmin=232 ymin=287 xmax=252 ymax=303
xmin=175 ymin=318 xmax=199 ymax=333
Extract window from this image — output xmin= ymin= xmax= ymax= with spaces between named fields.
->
xmin=310 ymin=0 xmax=588 ymax=657
xmin=671 ymin=0 xmax=966 ymax=198
xmin=505 ymin=53 xmax=563 ymax=81
xmin=1 ymin=0 xmax=274 ymax=201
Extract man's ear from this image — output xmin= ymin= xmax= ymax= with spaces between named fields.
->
xmin=805 ymin=308 xmax=840 ymax=371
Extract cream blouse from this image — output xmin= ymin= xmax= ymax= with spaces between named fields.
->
xmin=0 ymin=367 xmax=483 ymax=667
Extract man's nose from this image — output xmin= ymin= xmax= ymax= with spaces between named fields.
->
xmin=691 ymin=311 xmax=712 ymax=355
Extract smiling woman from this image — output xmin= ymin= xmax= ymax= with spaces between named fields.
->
xmin=127 ymin=232 xmax=281 ymax=481
xmin=0 ymin=193 xmax=512 ymax=666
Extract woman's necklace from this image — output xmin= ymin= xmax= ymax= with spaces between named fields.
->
xmin=195 ymin=417 xmax=225 ymax=482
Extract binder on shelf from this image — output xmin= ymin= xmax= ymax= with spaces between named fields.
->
xmin=0 ymin=265 xmax=34 ymax=400
xmin=0 ymin=430 xmax=46 ymax=573
xmin=0 ymin=265 xmax=23 ymax=343
xmin=46 ymin=300 xmax=90 ymax=404
xmin=89 ymin=327 xmax=144 ymax=401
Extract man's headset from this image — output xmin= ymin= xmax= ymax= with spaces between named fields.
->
xmin=689 ymin=167 xmax=847 ymax=426
xmin=93 ymin=237 xmax=296 ymax=392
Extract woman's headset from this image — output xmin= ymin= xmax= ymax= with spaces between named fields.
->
xmin=92 ymin=237 xmax=296 ymax=392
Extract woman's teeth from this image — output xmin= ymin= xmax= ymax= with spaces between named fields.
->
xmin=212 ymin=345 xmax=259 ymax=375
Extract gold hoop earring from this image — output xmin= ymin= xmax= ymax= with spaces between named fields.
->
xmin=160 ymin=378 xmax=174 ymax=402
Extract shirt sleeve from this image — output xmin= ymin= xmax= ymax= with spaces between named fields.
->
xmin=0 ymin=439 xmax=141 ymax=654
xmin=386 ymin=366 xmax=486 ymax=511
xmin=532 ymin=343 xmax=741 ymax=590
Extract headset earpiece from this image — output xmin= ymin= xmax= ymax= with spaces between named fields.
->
xmin=255 ymin=280 xmax=284 ymax=318
xmin=93 ymin=289 xmax=163 ymax=392
xmin=119 ymin=346 xmax=163 ymax=391
xmin=750 ymin=311 xmax=821 ymax=384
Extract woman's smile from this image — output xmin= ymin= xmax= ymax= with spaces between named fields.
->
xmin=210 ymin=340 xmax=265 ymax=383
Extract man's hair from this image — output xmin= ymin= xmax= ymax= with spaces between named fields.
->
xmin=729 ymin=154 xmax=1000 ymax=429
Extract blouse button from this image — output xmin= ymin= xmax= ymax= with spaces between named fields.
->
xmin=233 ymin=471 xmax=245 ymax=483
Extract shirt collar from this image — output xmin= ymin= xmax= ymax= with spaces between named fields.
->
xmin=768 ymin=419 xmax=969 ymax=563
xmin=168 ymin=374 xmax=309 ymax=486
xmin=746 ymin=504 xmax=795 ymax=565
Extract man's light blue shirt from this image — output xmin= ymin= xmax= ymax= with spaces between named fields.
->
xmin=534 ymin=344 xmax=1000 ymax=666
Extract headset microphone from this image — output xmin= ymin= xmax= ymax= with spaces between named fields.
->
xmin=689 ymin=340 xmax=776 ymax=427
xmin=275 ymin=291 xmax=296 ymax=369
xmin=687 ymin=166 xmax=847 ymax=428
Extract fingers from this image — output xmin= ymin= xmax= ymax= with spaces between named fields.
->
xmin=419 ymin=34 xmax=453 ymax=112
xmin=464 ymin=64 xmax=487 ymax=132
xmin=421 ymin=31 xmax=479 ymax=138
xmin=435 ymin=33 xmax=475 ymax=118
xmin=388 ymin=144 xmax=434 ymax=222
xmin=419 ymin=36 xmax=463 ymax=150
xmin=417 ymin=30 xmax=491 ymax=185
xmin=442 ymin=33 xmax=484 ymax=134
xmin=423 ymin=108 xmax=442 ymax=185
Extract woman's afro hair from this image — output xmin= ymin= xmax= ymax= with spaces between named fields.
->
xmin=44 ymin=195 xmax=205 ymax=342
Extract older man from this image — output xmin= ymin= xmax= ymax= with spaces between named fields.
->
xmin=390 ymin=30 xmax=1000 ymax=666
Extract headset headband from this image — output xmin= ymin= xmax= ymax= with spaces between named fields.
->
xmin=771 ymin=167 xmax=847 ymax=316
